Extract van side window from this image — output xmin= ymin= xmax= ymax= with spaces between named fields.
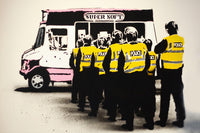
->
xmin=49 ymin=29 xmax=68 ymax=51
xmin=33 ymin=27 xmax=45 ymax=49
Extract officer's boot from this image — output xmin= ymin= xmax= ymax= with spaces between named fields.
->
xmin=155 ymin=120 xmax=166 ymax=127
xmin=172 ymin=120 xmax=184 ymax=128
xmin=121 ymin=117 xmax=134 ymax=131
xmin=88 ymin=101 xmax=97 ymax=117
xmin=108 ymin=103 xmax=117 ymax=122
xmin=143 ymin=117 xmax=154 ymax=130
xmin=78 ymin=97 xmax=85 ymax=112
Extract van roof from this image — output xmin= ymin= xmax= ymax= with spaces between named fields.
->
xmin=43 ymin=8 xmax=153 ymax=25
xmin=44 ymin=8 xmax=146 ymax=12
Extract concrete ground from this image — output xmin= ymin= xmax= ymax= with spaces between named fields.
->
xmin=0 ymin=82 xmax=199 ymax=133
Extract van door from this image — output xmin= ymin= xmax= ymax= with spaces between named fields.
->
xmin=40 ymin=26 xmax=75 ymax=68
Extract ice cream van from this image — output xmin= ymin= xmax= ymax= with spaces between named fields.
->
xmin=19 ymin=8 xmax=157 ymax=90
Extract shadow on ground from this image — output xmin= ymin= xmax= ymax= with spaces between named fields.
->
xmin=184 ymin=112 xmax=200 ymax=133
xmin=15 ymin=86 xmax=72 ymax=93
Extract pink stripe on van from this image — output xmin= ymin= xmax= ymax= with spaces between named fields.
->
xmin=47 ymin=68 xmax=73 ymax=82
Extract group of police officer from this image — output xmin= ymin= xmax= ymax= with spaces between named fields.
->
xmin=69 ymin=21 xmax=186 ymax=131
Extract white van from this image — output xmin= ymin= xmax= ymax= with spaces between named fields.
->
xmin=19 ymin=8 xmax=157 ymax=89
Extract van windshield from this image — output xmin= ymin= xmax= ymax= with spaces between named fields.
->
xmin=33 ymin=27 xmax=45 ymax=49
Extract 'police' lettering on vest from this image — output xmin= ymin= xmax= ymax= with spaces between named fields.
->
xmin=150 ymin=55 xmax=155 ymax=60
xmin=98 ymin=52 xmax=107 ymax=56
xmin=83 ymin=55 xmax=92 ymax=59
xmin=130 ymin=50 xmax=142 ymax=56
xmin=174 ymin=42 xmax=183 ymax=48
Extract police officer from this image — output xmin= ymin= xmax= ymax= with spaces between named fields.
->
xmin=76 ymin=34 xmax=85 ymax=48
xmin=118 ymin=26 xmax=150 ymax=131
xmin=88 ymin=36 xmax=109 ymax=117
xmin=142 ymin=39 xmax=157 ymax=129
xmin=76 ymin=35 xmax=96 ymax=112
xmin=154 ymin=21 xmax=186 ymax=128
xmin=69 ymin=40 xmax=84 ymax=103
xmin=103 ymin=30 xmax=124 ymax=121
xmin=92 ymin=32 xmax=111 ymax=49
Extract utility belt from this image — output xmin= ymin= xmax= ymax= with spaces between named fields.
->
xmin=82 ymin=66 xmax=92 ymax=71
xmin=160 ymin=65 xmax=183 ymax=78
xmin=147 ymin=71 xmax=154 ymax=76
xmin=123 ymin=70 xmax=147 ymax=79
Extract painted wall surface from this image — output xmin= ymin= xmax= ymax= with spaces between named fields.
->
xmin=0 ymin=0 xmax=200 ymax=133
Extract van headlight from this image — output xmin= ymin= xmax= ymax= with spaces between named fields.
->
xmin=22 ymin=62 xmax=27 ymax=70
xmin=21 ymin=60 xmax=28 ymax=70
xmin=21 ymin=60 xmax=39 ymax=70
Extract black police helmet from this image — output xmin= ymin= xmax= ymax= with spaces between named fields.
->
xmin=165 ymin=21 xmax=178 ymax=31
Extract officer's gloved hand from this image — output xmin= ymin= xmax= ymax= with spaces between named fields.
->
xmin=143 ymin=39 xmax=153 ymax=51
xmin=143 ymin=39 xmax=152 ymax=45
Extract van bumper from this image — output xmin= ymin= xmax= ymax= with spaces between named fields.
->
xmin=19 ymin=70 xmax=28 ymax=79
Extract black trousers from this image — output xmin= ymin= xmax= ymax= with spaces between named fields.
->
xmin=88 ymin=69 xmax=104 ymax=113
xmin=142 ymin=76 xmax=156 ymax=124
xmin=120 ymin=72 xmax=147 ymax=128
xmin=106 ymin=72 xmax=122 ymax=119
xmin=71 ymin=71 xmax=80 ymax=101
xmin=78 ymin=68 xmax=94 ymax=109
xmin=159 ymin=67 xmax=186 ymax=122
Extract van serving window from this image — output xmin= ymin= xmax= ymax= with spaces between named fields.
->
xmin=75 ymin=22 xmax=145 ymax=43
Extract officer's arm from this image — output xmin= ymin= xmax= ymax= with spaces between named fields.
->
xmin=154 ymin=39 xmax=168 ymax=54
xmin=156 ymin=54 xmax=161 ymax=78
xmin=145 ymin=52 xmax=150 ymax=71
xmin=76 ymin=48 xmax=81 ymax=71
xmin=103 ymin=48 xmax=111 ymax=74
xmin=118 ymin=50 xmax=125 ymax=73
xmin=69 ymin=52 xmax=75 ymax=69
xmin=91 ymin=53 xmax=95 ymax=68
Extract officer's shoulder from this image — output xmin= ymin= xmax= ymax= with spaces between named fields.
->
xmin=136 ymin=42 xmax=146 ymax=46
xmin=74 ymin=47 xmax=79 ymax=50
xmin=178 ymin=34 xmax=184 ymax=39
xmin=164 ymin=35 xmax=169 ymax=39
xmin=109 ymin=43 xmax=117 ymax=48
xmin=149 ymin=51 xmax=156 ymax=54
xmin=105 ymin=47 xmax=109 ymax=50
xmin=80 ymin=46 xmax=85 ymax=50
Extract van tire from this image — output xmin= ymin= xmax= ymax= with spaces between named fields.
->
xmin=28 ymin=71 xmax=50 ymax=90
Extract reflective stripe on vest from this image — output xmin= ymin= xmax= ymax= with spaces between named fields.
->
xmin=148 ymin=51 xmax=157 ymax=75
xmin=163 ymin=50 xmax=184 ymax=53
xmin=161 ymin=34 xmax=184 ymax=69
xmin=80 ymin=46 xmax=96 ymax=72
xmin=94 ymin=48 xmax=109 ymax=75
xmin=122 ymin=43 xmax=147 ymax=73
xmin=72 ymin=48 xmax=79 ymax=67
xmin=124 ymin=66 xmax=145 ymax=73
xmin=109 ymin=43 xmax=123 ymax=72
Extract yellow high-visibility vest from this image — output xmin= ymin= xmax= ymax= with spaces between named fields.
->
xmin=161 ymin=34 xmax=184 ymax=69
xmin=94 ymin=48 xmax=109 ymax=75
xmin=122 ymin=43 xmax=147 ymax=73
xmin=72 ymin=48 xmax=79 ymax=67
xmin=109 ymin=43 xmax=123 ymax=72
xmin=148 ymin=51 xmax=157 ymax=76
xmin=80 ymin=46 xmax=96 ymax=72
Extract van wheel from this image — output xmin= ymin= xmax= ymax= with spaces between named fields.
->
xmin=28 ymin=72 xmax=49 ymax=90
